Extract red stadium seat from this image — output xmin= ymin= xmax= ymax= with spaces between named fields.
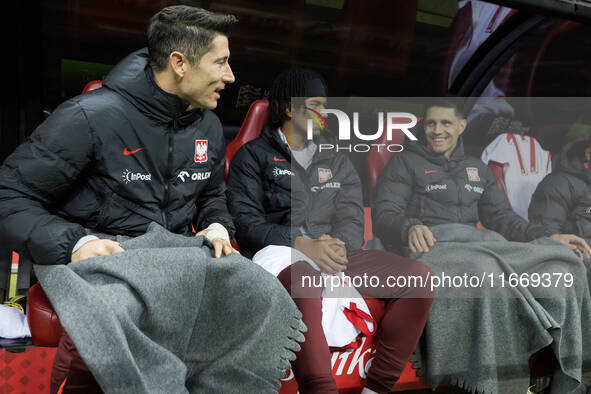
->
xmin=487 ymin=160 xmax=511 ymax=205
xmin=27 ymin=283 xmax=63 ymax=347
xmin=367 ymin=118 xmax=413 ymax=204
xmin=82 ymin=80 xmax=103 ymax=93
xmin=225 ymin=100 xmax=269 ymax=179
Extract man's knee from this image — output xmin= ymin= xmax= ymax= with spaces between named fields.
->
xmin=51 ymin=332 xmax=101 ymax=394
xmin=402 ymin=259 xmax=435 ymax=299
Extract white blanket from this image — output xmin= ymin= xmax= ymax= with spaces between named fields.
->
xmin=0 ymin=304 xmax=31 ymax=339
xmin=253 ymin=245 xmax=375 ymax=348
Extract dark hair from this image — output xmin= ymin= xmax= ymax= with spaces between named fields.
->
xmin=148 ymin=5 xmax=238 ymax=72
xmin=424 ymin=98 xmax=466 ymax=120
xmin=268 ymin=67 xmax=327 ymax=128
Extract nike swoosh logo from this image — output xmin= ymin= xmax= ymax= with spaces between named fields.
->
xmin=124 ymin=147 xmax=145 ymax=156
xmin=424 ymin=170 xmax=438 ymax=174
xmin=274 ymin=157 xmax=287 ymax=162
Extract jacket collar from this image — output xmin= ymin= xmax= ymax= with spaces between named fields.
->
xmin=555 ymin=138 xmax=591 ymax=184
xmin=406 ymin=137 xmax=466 ymax=166
xmin=103 ymin=48 xmax=203 ymax=130
xmin=261 ymin=125 xmax=338 ymax=164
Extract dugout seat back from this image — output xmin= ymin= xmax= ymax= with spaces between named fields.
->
xmin=488 ymin=160 xmax=510 ymax=205
xmin=367 ymin=117 xmax=415 ymax=204
xmin=82 ymin=80 xmax=103 ymax=93
xmin=225 ymin=100 xmax=269 ymax=178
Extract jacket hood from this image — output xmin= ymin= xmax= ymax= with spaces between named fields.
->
xmin=261 ymin=124 xmax=338 ymax=162
xmin=103 ymin=48 xmax=202 ymax=128
xmin=405 ymin=136 xmax=466 ymax=166
xmin=555 ymin=138 xmax=591 ymax=182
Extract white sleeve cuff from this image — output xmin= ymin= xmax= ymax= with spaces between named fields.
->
xmin=72 ymin=235 xmax=99 ymax=254
xmin=204 ymin=223 xmax=230 ymax=243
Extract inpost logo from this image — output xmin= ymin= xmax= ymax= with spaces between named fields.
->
xmin=306 ymin=108 xmax=418 ymax=153
xmin=121 ymin=169 xmax=152 ymax=184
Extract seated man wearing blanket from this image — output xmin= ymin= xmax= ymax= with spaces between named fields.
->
xmin=227 ymin=67 xmax=434 ymax=394
xmin=529 ymin=136 xmax=591 ymax=258
xmin=373 ymin=99 xmax=591 ymax=393
xmin=0 ymin=6 xmax=304 ymax=394
xmin=529 ymin=135 xmax=591 ymax=296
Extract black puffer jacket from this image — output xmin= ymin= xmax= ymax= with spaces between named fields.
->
xmin=227 ymin=126 xmax=364 ymax=258
xmin=529 ymin=139 xmax=591 ymax=238
xmin=372 ymin=138 xmax=552 ymax=250
xmin=0 ymin=49 xmax=234 ymax=265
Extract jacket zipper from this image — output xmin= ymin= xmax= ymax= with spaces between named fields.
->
xmin=161 ymin=130 xmax=173 ymax=229
xmin=454 ymin=165 xmax=463 ymax=222
xmin=300 ymin=156 xmax=329 ymax=233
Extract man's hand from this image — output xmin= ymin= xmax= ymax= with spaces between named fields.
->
xmin=294 ymin=236 xmax=348 ymax=274
xmin=196 ymin=228 xmax=239 ymax=258
xmin=71 ymin=239 xmax=124 ymax=262
xmin=319 ymin=234 xmax=347 ymax=259
xmin=210 ymin=238 xmax=239 ymax=258
xmin=550 ymin=234 xmax=591 ymax=260
xmin=408 ymin=225 xmax=437 ymax=253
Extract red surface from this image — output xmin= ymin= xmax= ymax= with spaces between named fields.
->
xmin=366 ymin=120 xmax=408 ymax=204
xmin=278 ymin=296 xmax=426 ymax=393
xmin=0 ymin=348 xmax=57 ymax=394
xmin=363 ymin=207 xmax=373 ymax=247
xmin=27 ymin=284 xmax=63 ymax=347
xmin=224 ymin=99 xmax=269 ymax=179
xmin=81 ymin=80 xmax=103 ymax=93
xmin=488 ymin=160 xmax=510 ymax=205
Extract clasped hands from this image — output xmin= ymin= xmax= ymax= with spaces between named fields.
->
xmin=294 ymin=234 xmax=348 ymax=274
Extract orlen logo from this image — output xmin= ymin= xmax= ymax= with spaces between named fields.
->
xmin=177 ymin=171 xmax=211 ymax=183
xmin=306 ymin=108 xmax=418 ymax=153
xmin=121 ymin=169 xmax=152 ymax=184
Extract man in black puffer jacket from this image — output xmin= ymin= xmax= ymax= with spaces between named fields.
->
xmin=529 ymin=137 xmax=591 ymax=240
xmin=0 ymin=6 xmax=250 ymax=393
xmin=0 ymin=7 xmax=237 ymax=266
xmin=373 ymin=99 xmax=591 ymax=259
xmin=227 ymin=120 xmax=363 ymax=259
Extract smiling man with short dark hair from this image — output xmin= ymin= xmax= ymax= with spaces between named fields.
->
xmin=373 ymin=100 xmax=591 ymax=257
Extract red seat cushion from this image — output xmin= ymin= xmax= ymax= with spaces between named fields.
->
xmin=27 ymin=283 xmax=63 ymax=347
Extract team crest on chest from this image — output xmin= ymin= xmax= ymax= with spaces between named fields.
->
xmin=318 ymin=168 xmax=333 ymax=183
xmin=194 ymin=140 xmax=208 ymax=162
xmin=466 ymin=167 xmax=480 ymax=182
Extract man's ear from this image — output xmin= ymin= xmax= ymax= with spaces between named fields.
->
xmin=458 ymin=118 xmax=467 ymax=135
xmin=284 ymin=103 xmax=292 ymax=119
xmin=169 ymin=51 xmax=187 ymax=78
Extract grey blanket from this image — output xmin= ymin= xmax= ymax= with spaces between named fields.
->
xmin=35 ymin=223 xmax=306 ymax=394
xmin=407 ymin=224 xmax=591 ymax=394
